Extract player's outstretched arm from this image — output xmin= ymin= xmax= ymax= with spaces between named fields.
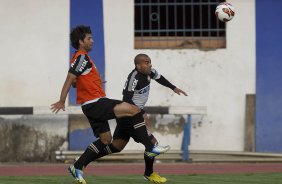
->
xmin=51 ymin=72 xmax=77 ymax=113
xmin=173 ymin=87 xmax=188 ymax=96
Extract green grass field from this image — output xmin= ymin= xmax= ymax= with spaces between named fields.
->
xmin=0 ymin=173 xmax=281 ymax=184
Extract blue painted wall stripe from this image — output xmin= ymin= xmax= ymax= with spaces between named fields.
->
xmin=69 ymin=0 xmax=105 ymax=105
xmin=69 ymin=0 xmax=105 ymax=150
xmin=256 ymin=0 xmax=282 ymax=152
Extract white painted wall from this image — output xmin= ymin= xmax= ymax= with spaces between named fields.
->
xmin=0 ymin=0 xmax=69 ymax=106
xmin=103 ymin=0 xmax=256 ymax=151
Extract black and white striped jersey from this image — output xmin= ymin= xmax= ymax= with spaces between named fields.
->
xmin=122 ymin=68 xmax=176 ymax=109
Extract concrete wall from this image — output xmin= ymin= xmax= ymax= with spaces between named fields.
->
xmin=0 ymin=0 xmax=69 ymax=106
xmin=0 ymin=115 xmax=68 ymax=161
xmin=103 ymin=0 xmax=256 ymax=151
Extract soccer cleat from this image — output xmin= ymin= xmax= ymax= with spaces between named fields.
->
xmin=144 ymin=172 xmax=167 ymax=183
xmin=68 ymin=165 xmax=86 ymax=184
xmin=145 ymin=144 xmax=170 ymax=157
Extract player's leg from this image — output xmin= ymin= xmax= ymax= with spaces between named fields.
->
xmin=95 ymin=121 xmax=131 ymax=159
xmin=72 ymin=139 xmax=128 ymax=171
xmin=130 ymin=122 xmax=170 ymax=157
xmin=115 ymin=103 xmax=170 ymax=159
xmin=113 ymin=101 xmax=150 ymax=135
xmin=144 ymin=119 xmax=158 ymax=177
xmin=138 ymin=112 xmax=169 ymax=183
xmin=71 ymin=98 xmax=125 ymax=168
xmin=67 ymin=98 xmax=132 ymax=184
xmin=143 ymin=134 xmax=156 ymax=176
xmin=130 ymin=126 xmax=168 ymax=183
xmin=111 ymin=119 xmax=131 ymax=151
xmin=83 ymin=98 xmax=145 ymax=127
xmin=91 ymin=138 xmax=128 ymax=159
xmin=81 ymin=98 xmax=147 ymax=145
xmin=113 ymin=101 xmax=141 ymax=117
xmin=72 ymin=98 xmax=138 ymax=164
xmin=68 ymin=121 xmax=110 ymax=184
xmin=143 ymin=133 xmax=168 ymax=183
xmin=74 ymin=123 xmax=111 ymax=169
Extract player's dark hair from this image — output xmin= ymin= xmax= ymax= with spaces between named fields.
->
xmin=134 ymin=53 xmax=149 ymax=65
xmin=70 ymin=25 xmax=92 ymax=50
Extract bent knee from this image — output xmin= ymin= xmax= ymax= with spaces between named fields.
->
xmin=100 ymin=136 xmax=112 ymax=145
xmin=112 ymin=139 xmax=128 ymax=151
xmin=130 ymin=105 xmax=141 ymax=115
xmin=114 ymin=148 xmax=121 ymax=153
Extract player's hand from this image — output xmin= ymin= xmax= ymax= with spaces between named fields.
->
xmin=51 ymin=101 xmax=65 ymax=113
xmin=173 ymin=87 xmax=188 ymax=96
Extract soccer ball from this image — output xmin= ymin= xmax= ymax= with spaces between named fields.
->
xmin=215 ymin=2 xmax=235 ymax=22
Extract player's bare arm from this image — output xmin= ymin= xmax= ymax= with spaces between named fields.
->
xmin=173 ymin=87 xmax=188 ymax=96
xmin=51 ymin=72 xmax=77 ymax=113
xmin=71 ymin=79 xmax=76 ymax=88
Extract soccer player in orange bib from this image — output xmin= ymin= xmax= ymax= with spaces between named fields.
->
xmin=51 ymin=25 xmax=169 ymax=184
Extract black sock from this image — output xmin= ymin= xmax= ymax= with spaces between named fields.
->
xmin=131 ymin=111 xmax=145 ymax=126
xmin=134 ymin=124 xmax=154 ymax=151
xmin=131 ymin=112 xmax=154 ymax=151
xmin=104 ymin=144 xmax=120 ymax=154
xmin=74 ymin=139 xmax=106 ymax=170
xmin=144 ymin=153 xmax=154 ymax=176
xmin=96 ymin=144 xmax=121 ymax=159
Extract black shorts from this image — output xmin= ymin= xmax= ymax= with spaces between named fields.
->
xmin=82 ymin=98 xmax=122 ymax=137
xmin=113 ymin=117 xmax=151 ymax=143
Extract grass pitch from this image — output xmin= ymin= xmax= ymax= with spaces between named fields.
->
xmin=0 ymin=173 xmax=281 ymax=184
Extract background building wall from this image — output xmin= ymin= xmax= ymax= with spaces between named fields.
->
xmin=0 ymin=0 xmax=262 ymax=154
xmin=0 ymin=0 xmax=70 ymax=107
xmin=0 ymin=114 xmax=68 ymax=162
xmin=103 ymin=0 xmax=256 ymax=151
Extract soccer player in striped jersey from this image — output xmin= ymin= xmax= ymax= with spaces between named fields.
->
xmin=96 ymin=54 xmax=187 ymax=183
